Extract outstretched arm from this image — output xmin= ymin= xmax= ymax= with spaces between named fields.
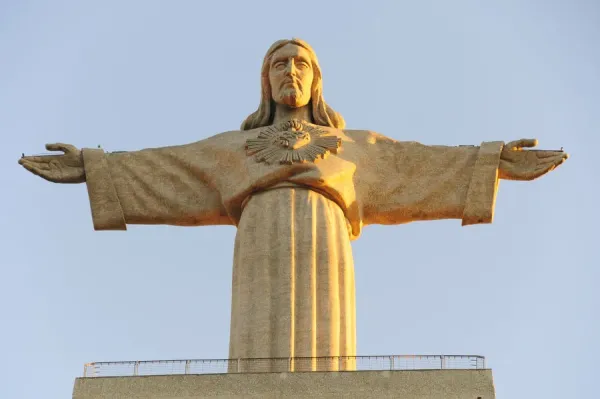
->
xmin=19 ymin=142 xmax=231 ymax=230
xmin=357 ymin=134 xmax=566 ymax=227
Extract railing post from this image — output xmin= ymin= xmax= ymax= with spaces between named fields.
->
xmin=236 ymin=358 xmax=241 ymax=373
xmin=289 ymin=357 xmax=292 ymax=372
xmin=133 ymin=361 xmax=139 ymax=376
xmin=83 ymin=364 xmax=88 ymax=377
xmin=185 ymin=360 xmax=191 ymax=375
xmin=389 ymin=356 xmax=394 ymax=370
xmin=440 ymin=356 xmax=446 ymax=369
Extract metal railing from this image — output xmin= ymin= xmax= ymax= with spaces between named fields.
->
xmin=83 ymin=355 xmax=485 ymax=377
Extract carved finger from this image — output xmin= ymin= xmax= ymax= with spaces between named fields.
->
xmin=539 ymin=153 xmax=568 ymax=168
xmin=20 ymin=154 xmax=62 ymax=163
xmin=506 ymin=139 xmax=538 ymax=151
xmin=20 ymin=160 xmax=55 ymax=181
xmin=19 ymin=158 xmax=48 ymax=170
xmin=550 ymin=153 xmax=568 ymax=168
xmin=20 ymin=159 xmax=47 ymax=171
xmin=19 ymin=156 xmax=39 ymax=164
xmin=535 ymin=150 xmax=566 ymax=159
xmin=46 ymin=143 xmax=76 ymax=153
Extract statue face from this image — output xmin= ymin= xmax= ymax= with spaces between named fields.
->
xmin=269 ymin=44 xmax=314 ymax=108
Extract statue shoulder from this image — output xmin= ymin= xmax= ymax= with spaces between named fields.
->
xmin=190 ymin=129 xmax=248 ymax=148
xmin=202 ymin=129 xmax=244 ymax=141
xmin=342 ymin=129 xmax=397 ymax=145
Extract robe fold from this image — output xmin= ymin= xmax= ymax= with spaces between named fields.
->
xmin=81 ymin=126 xmax=504 ymax=371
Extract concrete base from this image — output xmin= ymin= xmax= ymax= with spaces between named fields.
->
xmin=73 ymin=369 xmax=495 ymax=399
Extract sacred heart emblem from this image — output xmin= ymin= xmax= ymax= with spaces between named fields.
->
xmin=245 ymin=119 xmax=342 ymax=165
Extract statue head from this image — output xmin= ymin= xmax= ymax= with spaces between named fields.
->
xmin=241 ymin=38 xmax=345 ymax=130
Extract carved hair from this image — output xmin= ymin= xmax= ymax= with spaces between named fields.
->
xmin=241 ymin=38 xmax=346 ymax=131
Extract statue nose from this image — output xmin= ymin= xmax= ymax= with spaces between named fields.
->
xmin=284 ymin=62 xmax=297 ymax=76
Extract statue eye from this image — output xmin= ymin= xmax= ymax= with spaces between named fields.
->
xmin=298 ymin=62 xmax=310 ymax=69
xmin=274 ymin=62 xmax=286 ymax=70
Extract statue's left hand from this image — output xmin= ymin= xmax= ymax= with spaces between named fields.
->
xmin=499 ymin=139 xmax=568 ymax=181
xmin=18 ymin=143 xmax=85 ymax=184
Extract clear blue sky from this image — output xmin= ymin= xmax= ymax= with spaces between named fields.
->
xmin=1 ymin=1 xmax=597 ymax=398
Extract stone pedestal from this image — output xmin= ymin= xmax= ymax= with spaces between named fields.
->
xmin=73 ymin=369 xmax=495 ymax=399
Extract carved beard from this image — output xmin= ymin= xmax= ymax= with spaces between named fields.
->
xmin=279 ymin=87 xmax=302 ymax=107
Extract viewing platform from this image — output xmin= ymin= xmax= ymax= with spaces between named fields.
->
xmin=73 ymin=355 xmax=495 ymax=398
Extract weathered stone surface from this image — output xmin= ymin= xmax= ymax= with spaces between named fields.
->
xmin=73 ymin=370 xmax=496 ymax=399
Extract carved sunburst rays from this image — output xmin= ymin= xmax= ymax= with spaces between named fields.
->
xmin=245 ymin=120 xmax=342 ymax=165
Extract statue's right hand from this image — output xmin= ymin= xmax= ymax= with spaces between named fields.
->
xmin=18 ymin=143 xmax=85 ymax=184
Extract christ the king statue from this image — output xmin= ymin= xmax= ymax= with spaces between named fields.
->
xmin=19 ymin=39 xmax=567 ymax=372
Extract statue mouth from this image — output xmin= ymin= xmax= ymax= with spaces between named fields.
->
xmin=281 ymin=79 xmax=298 ymax=89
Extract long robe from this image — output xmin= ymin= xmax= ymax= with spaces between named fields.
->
xmin=81 ymin=125 xmax=503 ymax=371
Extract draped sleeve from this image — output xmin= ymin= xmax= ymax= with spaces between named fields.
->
xmin=82 ymin=142 xmax=231 ymax=231
xmin=356 ymin=134 xmax=504 ymax=227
